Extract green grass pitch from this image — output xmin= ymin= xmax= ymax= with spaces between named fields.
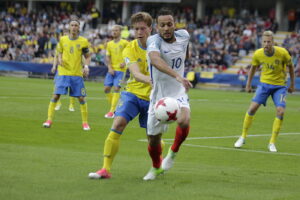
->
xmin=0 ymin=76 xmax=300 ymax=200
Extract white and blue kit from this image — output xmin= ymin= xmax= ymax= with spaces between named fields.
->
xmin=147 ymin=29 xmax=190 ymax=135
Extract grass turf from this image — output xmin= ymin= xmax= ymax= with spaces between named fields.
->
xmin=0 ymin=76 xmax=300 ymax=200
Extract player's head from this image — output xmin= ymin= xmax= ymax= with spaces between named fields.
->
xmin=130 ymin=12 xmax=153 ymax=40
xmin=111 ymin=25 xmax=122 ymax=39
xmin=69 ymin=17 xmax=80 ymax=36
xmin=262 ymin=30 xmax=274 ymax=53
xmin=156 ymin=8 xmax=175 ymax=42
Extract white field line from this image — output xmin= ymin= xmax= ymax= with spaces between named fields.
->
xmin=175 ymin=143 xmax=300 ymax=157
xmin=138 ymin=133 xmax=300 ymax=142
xmin=138 ymin=132 xmax=300 ymax=157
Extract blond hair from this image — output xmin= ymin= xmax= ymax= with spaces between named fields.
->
xmin=131 ymin=12 xmax=153 ymax=27
xmin=112 ymin=25 xmax=123 ymax=31
xmin=263 ymin=31 xmax=274 ymax=40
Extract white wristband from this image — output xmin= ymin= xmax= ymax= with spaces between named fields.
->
xmin=84 ymin=65 xmax=89 ymax=69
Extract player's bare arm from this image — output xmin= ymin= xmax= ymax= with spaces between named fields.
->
xmin=57 ymin=52 xmax=63 ymax=67
xmin=106 ymin=55 xmax=114 ymax=75
xmin=83 ymin=52 xmax=91 ymax=77
xmin=245 ymin=65 xmax=258 ymax=93
xmin=128 ymin=63 xmax=151 ymax=84
xmin=51 ymin=53 xmax=58 ymax=74
xmin=149 ymin=51 xmax=192 ymax=91
xmin=287 ymin=63 xmax=295 ymax=93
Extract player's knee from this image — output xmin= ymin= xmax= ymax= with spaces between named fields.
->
xmin=104 ymin=87 xmax=111 ymax=93
xmin=177 ymin=117 xmax=190 ymax=128
xmin=148 ymin=135 xmax=161 ymax=146
xmin=113 ymin=87 xmax=121 ymax=92
xmin=52 ymin=94 xmax=60 ymax=102
xmin=276 ymin=108 xmax=285 ymax=117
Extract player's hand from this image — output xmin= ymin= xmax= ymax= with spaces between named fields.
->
xmin=120 ymin=63 xmax=125 ymax=68
xmin=288 ymin=85 xmax=295 ymax=93
xmin=108 ymin=68 xmax=115 ymax=75
xmin=83 ymin=65 xmax=89 ymax=77
xmin=245 ymin=84 xmax=252 ymax=93
xmin=176 ymin=76 xmax=192 ymax=92
xmin=51 ymin=66 xmax=57 ymax=74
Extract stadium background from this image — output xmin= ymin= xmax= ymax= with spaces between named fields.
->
xmin=0 ymin=0 xmax=299 ymax=88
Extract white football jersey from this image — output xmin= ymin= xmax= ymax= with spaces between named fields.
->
xmin=147 ymin=29 xmax=190 ymax=101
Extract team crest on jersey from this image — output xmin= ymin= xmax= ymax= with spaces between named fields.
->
xmin=275 ymin=59 xmax=280 ymax=65
xmin=137 ymin=58 xmax=142 ymax=62
xmin=76 ymin=44 xmax=81 ymax=49
xmin=119 ymin=45 xmax=123 ymax=49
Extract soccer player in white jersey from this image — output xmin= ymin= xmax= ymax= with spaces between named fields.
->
xmin=143 ymin=8 xmax=192 ymax=180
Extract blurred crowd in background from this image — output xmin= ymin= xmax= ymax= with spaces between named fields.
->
xmin=0 ymin=2 xmax=299 ymax=76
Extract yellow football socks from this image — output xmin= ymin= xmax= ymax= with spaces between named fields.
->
xmin=80 ymin=102 xmax=88 ymax=124
xmin=47 ymin=100 xmax=57 ymax=121
xmin=103 ymin=130 xmax=122 ymax=172
xmin=269 ymin=117 xmax=283 ymax=144
xmin=241 ymin=112 xmax=254 ymax=138
xmin=69 ymin=97 xmax=75 ymax=107
xmin=110 ymin=92 xmax=120 ymax=112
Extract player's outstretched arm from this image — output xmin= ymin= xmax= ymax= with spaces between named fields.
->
xmin=245 ymin=65 xmax=257 ymax=93
xmin=149 ymin=51 xmax=192 ymax=91
xmin=287 ymin=63 xmax=295 ymax=93
xmin=128 ymin=63 xmax=151 ymax=84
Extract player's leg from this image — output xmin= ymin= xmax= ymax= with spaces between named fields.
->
xmin=70 ymin=76 xmax=90 ymax=130
xmin=55 ymin=99 xmax=62 ymax=111
xmin=89 ymin=92 xmax=140 ymax=179
xmin=144 ymin=103 xmax=167 ymax=180
xmin=235 ymin=84 xmax=269 ymax=148
xmin=69 ymin=97 xmax=75 ymax=111
xmin=108 ymin=71 xmax=124 ymax=116
xmin=53 ymin=78 xmax=62 ymax=111
xmin=43 ymin=94 xmax=61 ymax=127
xmin=269 ymin=87 xmax=287 ymax=152
xmin=104 ymin=73 xmax=113 ymax=118
xmin=43 ymin=76 xmax=68 ymax=128
xmin=109 ymin=87 xmax=121 ymax=116
xmin=234 ymin=102 xmax=260 ymax=147
xmin=78 ymin=96 xmax=90 ymax=130
xmin=162 ymin=107 xmax=190 ymax=171
xmin=143 ymin=134 xmax=164 ymax=181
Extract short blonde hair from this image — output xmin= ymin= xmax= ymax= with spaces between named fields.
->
xmin=112 ymin=25 xmax=123 ymax=31
xmin=131 ymin=12 xmax=153 ymax=27
xmin=263 ymin=31 xmax=274 ymax=39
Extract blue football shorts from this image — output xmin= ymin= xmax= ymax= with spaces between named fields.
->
xmin=115 ymin=91 xmax=149 ymax=128
xmin=54 ymin=75 xmax=86 ymax=97
xmin=252 ymin=83 xmax=287 ymax=107
xmin=104 ymin=71 xmax=125 ymax=87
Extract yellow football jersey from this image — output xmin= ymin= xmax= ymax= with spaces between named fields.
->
xmin=122 ymin=39 xmax=151 ymax=101
xmin=56 ymin=35 xmax=90 ymax=77
xmin=252 ymin=46 xmax=292 ymax=86
xmin=106 ymin=39 xmax=129 ymax=72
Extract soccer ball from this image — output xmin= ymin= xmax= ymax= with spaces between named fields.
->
xmin=154 ymin=97 xmax=180 ymax=124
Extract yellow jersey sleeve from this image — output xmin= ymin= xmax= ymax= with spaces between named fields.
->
xmin=122 ymin=40 xmax=151 ymax=101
